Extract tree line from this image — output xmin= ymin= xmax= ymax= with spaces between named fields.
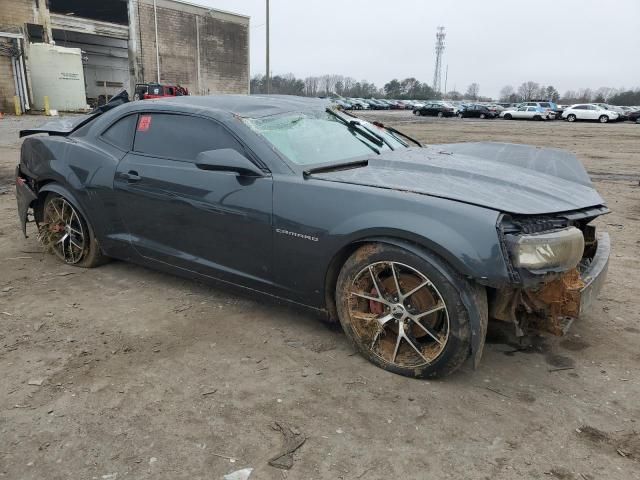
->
xmin=250 ymin=73 xmax=640 ymax=105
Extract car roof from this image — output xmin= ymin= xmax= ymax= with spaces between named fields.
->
xmin=122 ymin=94 xmax=331 ymax=119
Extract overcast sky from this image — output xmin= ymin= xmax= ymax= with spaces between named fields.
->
xmin=199 ymin=0 xmax=640 ymax=98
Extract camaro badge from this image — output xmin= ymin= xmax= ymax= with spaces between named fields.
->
xmin=276 ymin=228 xmax=319 ymax=242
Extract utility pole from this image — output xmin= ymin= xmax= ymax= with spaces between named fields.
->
xmin=432 ymin=26 xmax=445 ymax=95
xmin=443 ymin=64 xmax=448 ymax=98
xmin=266 ymin=0 xmax=271 ymax=94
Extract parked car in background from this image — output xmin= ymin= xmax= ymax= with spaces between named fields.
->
xmin=593 ymin=104 xmax=627 ymax=121
xmin=367 ymin=99 xmax=388 ymax=110
xmin=413 ymin=103 xmax=456 ymax=117
xmin=133 ymin=83 xmax=189 ymax=100
xmin=458 ymin=104 xmax=497 ymax=119
xmin=562 ymin=104 xmax=619 ymax=123
xmin=333 ymin=99 xmax=353 ymax=110
xmin=518 ymin=101 xmax=558 ymax=118
xmin=500 ymin=106 xmax=552 ymax=121
xmin=628 ymin=109 xmax=640 ymax=123
xmin=485 ymin=104 xmax=505 ymax=115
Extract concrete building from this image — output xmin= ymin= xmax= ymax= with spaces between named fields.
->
xmin=0 ymin=0 xmax=250 ymax=113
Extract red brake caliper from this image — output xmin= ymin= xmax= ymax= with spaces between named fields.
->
xmin=369 ymin=288 xmax=385 ymax=315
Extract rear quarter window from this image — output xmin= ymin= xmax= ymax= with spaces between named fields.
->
xmin=101 ymin=114 xmax=137 ymax=151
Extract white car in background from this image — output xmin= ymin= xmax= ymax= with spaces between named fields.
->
xmin=500 ymin=106 xmax=551 ymax=121
xmin=562 ymin=104 xmax=619 ymax=123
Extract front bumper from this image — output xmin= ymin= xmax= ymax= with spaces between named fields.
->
xmin=490 ymin=232 xmax=610 ymax=336
xmin=578 ymin=232 xmax=610 ymax=315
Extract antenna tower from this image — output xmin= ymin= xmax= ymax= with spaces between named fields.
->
xmin=433 ymin=26 xmax=446 ymax=94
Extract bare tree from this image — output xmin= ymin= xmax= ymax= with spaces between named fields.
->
xmin=594 ymin=87 xmax=616 ymax=102
xmin=576 ymin=88 xmax=593 ymax=102
xmin=499 ymin=85 xmax=515 ymax=102
xmin=517 ymin=81 xmax=540 ymax=101
xmin=304 ymin=76 xmax=319 ymax=96
xmin=465 ymin=83 xmax=480 ymax=100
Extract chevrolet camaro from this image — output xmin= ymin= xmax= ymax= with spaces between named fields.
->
xmin=15 ymin=94 xmax=610 ymax=378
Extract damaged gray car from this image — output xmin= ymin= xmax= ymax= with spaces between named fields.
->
xmin=15 ymin=94 xmax=609 ymax=378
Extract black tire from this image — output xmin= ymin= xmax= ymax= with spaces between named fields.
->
xmin=335 ymin=243 xmax=475 ymax=378
xmin=567 ymin=114 xmax=577 ymax=122
xmin=479 ymin=113 xmax=486 ymax=119
xmin=504 ymin=113 xmax=512 ymax=120
xmin=599 ymin=115 xmax=609 ymax=123
xmin=40 ymin=192 xmax=108 ymax=268
xmin=533 ymin=115 xmax=541 ymax=121
xmin=437 ymin=111 xmax=444 ymax=118
xmin=636 ymin=117 xmax=640 ymax=124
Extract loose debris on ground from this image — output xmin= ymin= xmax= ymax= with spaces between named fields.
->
xmin=268 ymin=422 xmax=306 ymax=470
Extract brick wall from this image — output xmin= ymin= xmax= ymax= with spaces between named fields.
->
xmin=0 ymin=0 xmax=36 ymax=113
xmin=134 ymin=0 xmax=248 ymax=95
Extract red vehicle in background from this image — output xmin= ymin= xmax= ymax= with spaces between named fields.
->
xmin=134 ymin=82 xmax=189 ymax=100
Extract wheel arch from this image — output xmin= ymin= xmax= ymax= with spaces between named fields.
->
xmin=324 ymin=235 xmax=488 ymax=368
xmin=33 ymin=182 xmax=94 ymax=234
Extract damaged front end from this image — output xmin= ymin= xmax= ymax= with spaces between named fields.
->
xmin=491 ymin=207 xmax=610 ymax=337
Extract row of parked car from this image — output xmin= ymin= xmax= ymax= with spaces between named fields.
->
xmin=332 ymin=97 xmax=640 ymax=124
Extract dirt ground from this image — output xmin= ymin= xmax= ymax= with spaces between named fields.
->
xmin=1 ymin=112 xmax=639 ymax=480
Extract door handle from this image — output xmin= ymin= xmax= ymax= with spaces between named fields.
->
xmin=120 ymin=170 xmax=141 ymax=182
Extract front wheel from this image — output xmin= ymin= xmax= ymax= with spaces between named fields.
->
xmin=479 ymin=113 xmax=486 ymax=119
xmin=39 ymin=193 xmax=107 ymax=267
xmin=336 ymin=244 xmax=473 ymax=378
xmin=457 ymin=112 xmax=463 ymax=118
xmin=599 ymin=115 xmax=609 ymax=123
xmin=503 ymin=113 xmax=512 ymax=120
xmin=437 ymin=112 xmax=444 ymax=118
xmin=567 ymin=114 xmax=577 ymax=122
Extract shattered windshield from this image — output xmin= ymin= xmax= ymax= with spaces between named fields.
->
xmin=244 ymin=111 xmax=407 ymax=166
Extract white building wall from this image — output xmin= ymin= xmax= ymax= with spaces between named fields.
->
xmin=29 ymin=43 xmax=87 ymax=111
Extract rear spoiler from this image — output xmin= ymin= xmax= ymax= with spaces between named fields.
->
xmin=19 ymin=115 xmax=98 ymax=138
xmin=19 ymin=90 xmax=130 ymax=138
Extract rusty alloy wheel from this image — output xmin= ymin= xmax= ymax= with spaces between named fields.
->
xmin=41 ymin=196 xmax=87 ymax=264
xmin=347 ymin=261 xmax=449 ymax=368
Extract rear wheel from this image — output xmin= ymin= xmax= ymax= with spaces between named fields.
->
xmin=533 ymin=115 xmax=542 ymax=121
xmin=336 ymin=244 xmax=473 ymax=378
xmin=437 ymin=111 xmax=444 ymax=118
xmin=457 ymin=112 xmax=463 ymax=118
xmin=636 ymin=117 xmax=640 ymax=124
xmin=39 ymin=193 xmax=107 ymax=267
xmin=479 ymin=113 xmax=486 ymax=119
xmin=567 ymin=114 xmax=577 ymax=122
xmin=599 ymin=115 xmax=609 ymax=123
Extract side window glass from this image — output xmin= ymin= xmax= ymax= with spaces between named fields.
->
xmin=101 ymin=114 xmax=137 ymax=151
xmin=133 ymin=113 xmax=244 ymax=162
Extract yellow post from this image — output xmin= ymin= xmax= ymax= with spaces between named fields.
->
xmin=13 ymin=96 xmax=22 ymax=116
xmin=44 ymin=96 xmax=50 ymax=116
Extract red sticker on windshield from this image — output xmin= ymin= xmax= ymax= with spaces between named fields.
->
xmin=138 ymin=115 xmax=152 ymax=131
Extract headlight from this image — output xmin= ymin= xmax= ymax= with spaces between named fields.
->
xmin=508 ymin=227 xmax=584 ymax=271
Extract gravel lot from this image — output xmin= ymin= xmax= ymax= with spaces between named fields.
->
xmin=1 ymin=112 xmax=639 ymax=480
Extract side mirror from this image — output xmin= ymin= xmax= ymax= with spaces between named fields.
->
xmin=195 ymin=149 xmax=263 ymax=177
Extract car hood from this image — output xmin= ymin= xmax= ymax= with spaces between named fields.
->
xmin=310 ymin=142 xmax=605 ymax=214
